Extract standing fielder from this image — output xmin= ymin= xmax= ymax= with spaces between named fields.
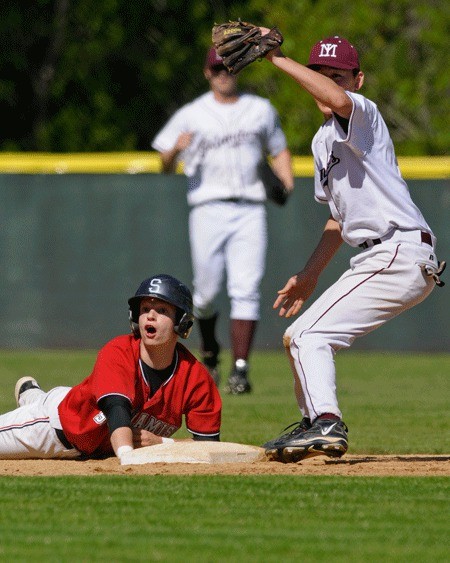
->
xmin=260 ymin=35 xmax=445 ymax=461
xmin=0 ymin=275 xmax=221 ymax=461
xmin=152 ymin=48 xmax=294 ymax=394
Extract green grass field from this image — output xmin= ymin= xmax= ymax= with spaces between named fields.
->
xmin=0 ymin=349 xmax=448 ymax=561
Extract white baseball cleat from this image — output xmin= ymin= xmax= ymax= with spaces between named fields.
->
xmin=14 ymin=376 xmax=41 ymax=407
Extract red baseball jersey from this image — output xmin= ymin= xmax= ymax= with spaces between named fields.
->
xmin=58 ymin=334 xmax=222 ymax=455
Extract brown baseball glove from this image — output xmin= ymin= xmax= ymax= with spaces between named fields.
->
xmin=211 ymin=20 xmax=283 ymax=75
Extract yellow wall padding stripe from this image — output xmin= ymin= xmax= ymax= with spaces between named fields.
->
xmin=0 ymin=152 xmax=448 ymax=179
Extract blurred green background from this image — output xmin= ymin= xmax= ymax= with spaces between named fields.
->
xmin=1 ymin=0 xmax=449 ymax=155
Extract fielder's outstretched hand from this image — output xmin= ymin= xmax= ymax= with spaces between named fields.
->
xmin=273 ymin=271 xmax=317 ymax=317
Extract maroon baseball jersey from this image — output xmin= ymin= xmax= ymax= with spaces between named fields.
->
xmin=58 ymin=334 xmax=222 ymax=455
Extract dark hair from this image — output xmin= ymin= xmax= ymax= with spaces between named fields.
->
xmin=309 ymin=64 xmax=360 ymax=75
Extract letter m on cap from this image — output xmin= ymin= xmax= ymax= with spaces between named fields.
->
xmin=319 ymin=43 xmax=338 ymax=58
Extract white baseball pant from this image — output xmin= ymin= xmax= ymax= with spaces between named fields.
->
xmin=284 ymin=233 xmax=437 ymax=420
xmin=189 ymin=201 xmax=267 ymax=320
xmin=0 ymin=386 xmax=80 ymax=459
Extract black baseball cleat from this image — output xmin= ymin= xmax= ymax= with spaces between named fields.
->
xmin=225 ymin=359 xmax=252 ymax=394
xmin=14 ymin=376 xmax=42 ymax=407
xmin=265 ymin=417 xmax=348 ymax=463
xmin=262 ymin=418 xmax=312 ymax=454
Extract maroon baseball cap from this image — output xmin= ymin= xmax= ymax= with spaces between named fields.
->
xmin=307 ymin=36 xmax=360 ymax=70
xmin=204 ymin=47 xmax=225 ymax=69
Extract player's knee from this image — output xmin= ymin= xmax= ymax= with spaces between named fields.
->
xmin=229 ymin=296 xmax=259 ymax=320
xmin=193 ymin=293 xmax=218 ymax=319
xmin=291 ymin=333 xmax=339 ymax=359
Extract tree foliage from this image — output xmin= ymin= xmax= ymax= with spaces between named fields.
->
xmin=0 ymin=0 xmax=448 ymax=154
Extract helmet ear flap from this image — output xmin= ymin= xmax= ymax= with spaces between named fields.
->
xmin=175 ymin=312 xmax=195 ymax=339
xmin=129 ymin=308 xmax=140 ymax=337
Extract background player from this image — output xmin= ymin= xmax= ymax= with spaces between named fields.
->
xmin=259 ymin=34 xmax=444 ymax=461
xmin=152 ymin=48 xmax=294 ymax=394
xmin=0 ymin=274 xmax=221 ymax=461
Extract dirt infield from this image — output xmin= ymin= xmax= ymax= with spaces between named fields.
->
xmin=1 ymin=455 xmax=449 ymax=477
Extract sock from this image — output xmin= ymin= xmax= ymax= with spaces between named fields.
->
xmin=317 ymin=413 xmax=340 ymax=421
xmin=198 ymin=313 xmax=220 ymax=356
xmin=230 ymin=319 xmax=257 ymax=362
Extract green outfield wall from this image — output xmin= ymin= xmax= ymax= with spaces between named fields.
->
xmin=0 ymin=157 xmax=448 ymax=351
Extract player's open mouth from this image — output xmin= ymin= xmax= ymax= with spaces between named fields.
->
xmin=145 ymin=326 xmax=156 ymax=335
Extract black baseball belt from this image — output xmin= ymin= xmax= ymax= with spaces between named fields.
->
xmin=55 ymin=427 xmax=74 ymax=449
xmin=359 ymin=230 xmax=432 ymax=250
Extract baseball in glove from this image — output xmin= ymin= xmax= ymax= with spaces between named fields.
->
xmin=211 ymin=20 xmax=283 ymax=75
xmin=259 ymin=160 xmax=291 ymax=206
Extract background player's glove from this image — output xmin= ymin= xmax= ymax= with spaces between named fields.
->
xmin=259 ymin=160 xmax=291 ymax=206
xmin=212 ymin=20 xmax=283 ymax=75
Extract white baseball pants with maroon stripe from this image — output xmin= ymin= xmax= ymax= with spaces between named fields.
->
xmin=284 ymin=236 xmax=437 ymax=421
xmin=0 ymin=386 xmax=80 ymax=459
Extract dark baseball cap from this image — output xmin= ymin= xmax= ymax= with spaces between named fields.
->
xmin=307 ymin=36 xmax=360 ymax=70
xmin=204 ymin=47 xmax=225 ymax=69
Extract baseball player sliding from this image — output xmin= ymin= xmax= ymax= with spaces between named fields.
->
xmin=0 ymin=275 xmax=221 ymax=461
xmin=257 ymin=34 xmax=445 ymax=461
xmin=152 ymin=48 xmax=294 ymax=394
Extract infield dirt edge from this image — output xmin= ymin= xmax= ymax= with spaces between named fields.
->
xmin=1 ymin=454 xmax=448 ymax=477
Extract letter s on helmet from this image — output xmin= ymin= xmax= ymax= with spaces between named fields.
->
xmin=128 ymin=274 xmax=194 ymax=339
